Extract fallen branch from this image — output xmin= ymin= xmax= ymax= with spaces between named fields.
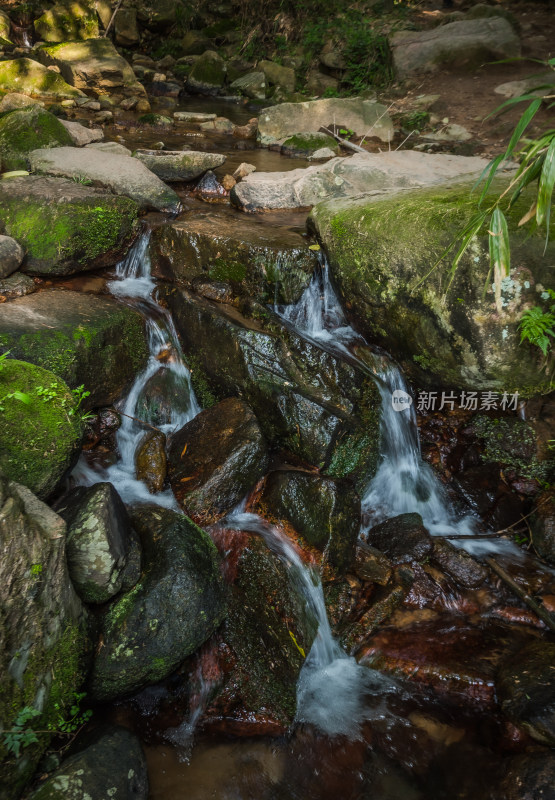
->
xmin=118 ymin=411 xmax=164 ymax=434
xmin=445 ymin=532 xmax=505 ymax=540
xmin=321 ymin=126 xmax=368 ymax=154
xmin=485 ymin=555 xmax=555 ymax=633
xmin=102 ymin=0 xmax=124 ymax=37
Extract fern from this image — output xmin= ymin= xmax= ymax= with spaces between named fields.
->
xmin=519 ymin=306 xmax=555 ymax=356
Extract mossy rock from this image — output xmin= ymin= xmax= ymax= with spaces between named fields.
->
xmin=186 ymin=51 xmax=226 ymax=95
xmin=310 ymin=181 xmax=555 ymax=396
xmin=0 ymin=58 xmax=84 ymax=100
xmin=281 ymin=132 xmax=339 ymax=158
xmin=0 ymin=289 xmax=148 ymax=408
xmin=0 ymin=175 xmax=139 ymax=274
xmin=0 ymin=359 xmax=83 ymax=499
xmin=34 ymin=1 xmax=99 ymax=43
xmin=0 ymin=106 xmax=73 ymax=171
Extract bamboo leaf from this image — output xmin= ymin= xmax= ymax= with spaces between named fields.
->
xmin=489 ymin=208 xmax=511 ymax=278
xmin=475 ymin=154 xmax=504 ymax=204
xmin=519 ymin=202 xmax=537 ymax=226
xmin=485 ymin=93 xmax=543 ymax=119
xmin=536 ymin=136 xmax=555 ymax=228
xmin=505 ymin=99 xmax=543 ymax=157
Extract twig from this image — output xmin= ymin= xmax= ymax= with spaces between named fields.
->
xmin=118 ymin=411 xmax=164 ymax=434
xmin=445 ymin=532 xmax=505 ymax=540
xmin=103 ymin=0 xmax=124 ymax=37
xmin=321 ymin=126 xmax=367 ymax=154
xmin=495 ymin=495 xmax=552 ymax=535
xmin=485 ymin=556 xmax=555 ymax=632
xmin=359 ymin=102 xmax=396 ymax=147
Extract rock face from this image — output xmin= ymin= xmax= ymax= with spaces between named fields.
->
xmin=150 ymin=208 xmax=317 ymax=303
xmin=0 ymin=59 xmax=84 ymax=100
xmin=29 ymin=147 xmax=180 ymax=212
xmin=392 ymin=18 xmax=520 ymax=77
xmin=0 ymin=289 xmax=148 ymax=407
xmin=34 ymin=2 xmax=99 ymax=42
xmin=89 ymin=506 xmax=226 ymax=702
xmin=0 ymin=475 xmax=88 ymax=797
xmin=0 ymin=360 xmax=83 ymax=499
xmin=167 ymin=398 xmax=269 ymax=523
xmin=55 ymin=483 xmax=141 ymax=604
xmin=161 ymin=288 xmax=381 ymax=489
xmin=132 ymin=149 xmax=226 ymax=182
xmin=256 ymin=470 xmax=361 ymax=572
xmin=37 ymin=39 xmax=146 ymax=97
xmin=0 ymin=235 xmax=24 ymax=278
xmin=29 ymin=726 xmax=148 ymax=800
xmin=310 ymin=180 xmax=555 ymax=395
xmin=0 ymin=176 xmax=138 ymax=274
xmin=257 ymin=97 xmax=393 ymax=146
xmin=0 ymin=107 xmax=73 ymax=171
xmin=231 ymin=150 xmax=488 ymax=211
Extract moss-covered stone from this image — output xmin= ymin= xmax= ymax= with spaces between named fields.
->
xmin=471 ymin=414 xmax=553 ymax=482
xmin=0 ymin=106 xmax=73 ymax=171
xmin=0 ymin=59 xmax=84 ymax=100
xmin=186 ymin=51 xmax=226 ymax=95
xmin=281 ymin=132 xmax=339 ymax=158
xmin=310 ymin=181 xmax=555 ymax=396
xmin=34 ymin=1 xmax=99 ymax=43
xmin=0 ymin=289 xmax=148 ymax=408
xmin=0 ymin=359 xmax=83 ymax=498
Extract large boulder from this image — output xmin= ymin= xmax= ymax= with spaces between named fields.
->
xmin=37 ymin=39 xmax=146 ymax=98
xmin=160 ymin=288 xmax=381 ymax=489
xmin=167 ymin=398 xmax=269 ymax=524
xmin=54 ymin=483 xmax=141 ymax=604
xmin=0 ymin=235 xmax=24 ymax=278
xmin=29 ymin=726 xmax=148 ymax=800
xmin=257 ymin=97 xmax=393 ymax=146
xmin=89 ymin=506 xmax=227 ymax=702
xmin=0 ymin=59 xmax=84 ymax=100
xmin=0 ymin=290 xmax=148 ymax=408
xmin=231 ymin=150 xmax=488 ymax=212
xmin=392 ymin=17 xmax=520 ymax=78
xmin=150 ymin=207 xmax=317 ymax=303
xmin=186 ymin=50 xmax=226 ymax=95
xmin=258 ymin=60 xmax=295 ymax=93
xmin=310 ymin=180 xmax=555 ymax=395
xmin=0 ymin=360 xmax=83 ymax=499
xmin=132 ymin=149 xmax=225 ymax=182
xmin=0 ymin=475 xmax=88 ymax=797
xmin=0 ymin=176 xmax=138 ymax=275
xmin=0 ymin=106 xmax=73 ymax=171
xmin=34 ymin=1 xmax=99 ymax=43
xmin=29 ymin=147 xmax=180 ymax=212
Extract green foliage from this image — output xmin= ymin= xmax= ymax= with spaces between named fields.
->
xmin=2 ymin=707 xmax=40 ymax=758
xmin=519 ymin=302 xmax=555 ymax=356
xmin=50 ymin=692 xmax=92 ymax=735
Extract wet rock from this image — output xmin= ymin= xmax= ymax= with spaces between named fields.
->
xmin=90 ymin=506 xmax=226 ymax=702
xmin=367 ymin=513 xmax=433 ymax=564
xmin=354 ymin=542 xmax=393 ymax=586
xmin=497 ymin=640 xmax=555 ymax=745
xmin=34 ymin=2 xmax=99 ymax=43
xmin=230 ymin=71 xmax=266 ymax=100
xmin=256 ymin=470 xmax=360 ymax=572
xmin=0 ymin=360 xmax=83 ymax=498
xmin=135 ymin=367 xmax=195 ymax=429
xmin=0 ymin=106 xmax=73 ymax=170
xmin=135 ymin=429 xmax=167 ymax=494
xmin=132 ymin=149 xmax=225 ymax=182
xmin=233 ymin=118 xmax=258 ymax=140
xmin=310 ymin=179 xmax=553 ymax=395
xmin=232 ymin=150 xmax=487 ymax=211
xmin=167 ymin=398 xmax=268 ymax=524
xmin=496 ymin=749 xmax=555 ymax=800
xmin=186 ymin=50 xmax=226 ymax=95
xmin=0 ymin=289 xmax=148 ymax=408
xmin=257 ymin=97 xmax=393 ymax=147
xmin=29 ymin=726 xmax=148 ymax=800
xmin=0 ymin=176 xmax=138 ymax=275
xmin=55 ymin=482 xmax=141 ymax=604
xmin=0 ymin=59 xmax=84 ymax=100
xmin=150 ymin=207 xmax=316 ymax=303
xmin=0 ymin=235 xmax=24 ymax=278
xmin=432 ymin=538 xmax=487 ymax=588
xmin=60 ymin=119 xmax=103 ymax=146
xmin=193 ymin=169 xmax=227 ymax=202
xmin=192 ymin=278 xmax=236 ymax=304
xmin=259 ymin=60 xmax=295 ymax=93
xmin=0 ymin=475 xmax=88 ymax=797
xmin=29 ymin=146 xmax=179 ymax=212
xmin=342 ymin=567 xmax=411 ymax=652
xmin=391 ymin=18 xmax=520 ymax=77
xmin=161 ymin=288 xmax=381 ymax=486
xmin=281 ymin=132 xmax=339 ymax=159
xmin=531 ymin=489 xmax=555 ymax=566
xmin=0 ymin=271 xmax=36 ymax=300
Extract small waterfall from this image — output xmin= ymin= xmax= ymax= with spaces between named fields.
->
xmin=226 ymin=506 xmax=399 ymax=739
xmin=74 ymin=231 xmax=200 ymax=506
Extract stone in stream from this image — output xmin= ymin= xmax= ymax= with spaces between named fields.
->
xmin=89 ymin=506 xmax=226 ymax=702
xmin=497 ymin=640 xmax=555 ymax=746
xmin=0 ymin=106 xmax=73 ymax=171
xmin=0 ymin=289 xmax=148 ymax=408
xmin=255 ymin=470 xmax=361 ymax=572
xmin=231 ymin=150 xmax=489 ymax=211
xmin=132 ymin=149 xmax=226 ymax=182
xmin=0 ymin=474 xmax=89 ymax=797
xmin=160 ymin=288 xmax=381 ymax=489
xmin=432 ymin=538 xmax=487 ymax=589
xmin=280 ymin=132 xmax=339 ymax=159
xmin=367 ymin=513 xmax=434 ymax=565
xmin=59 ymin=119 xmax=104 ymax=147
xmin=257 ymin=97 xmax=393 ymax=147
xmin=28 ymin=146 xmax=180 ymax=212
xmin=34 ymin=2 xmax=99 ymax=42
xmin=186 ymin=50 xmax=226 ymax=95
xmin=54 ymin=482 xmax=142 ymax=605
xmin=0 ymin=235 xmax=24 ymax=278
xmin=173 ymin=110 xmax=217 ymax=123
xmin=310 ymin=179 xmax=555 ymax=396
xmin=150 ymin=207 xmax=317 ymax=303
xmin=167 ymin=398 xmax=269 ymax=524
xmin=0 ymin=59 xmax=85 ymax=100
xmin=28 ymin=725 xmax=148 ymax=800
xmin=194 ymin=169 xmax=228 ymax=202
xmin=135 ymin=366 xmax=195 ymax=428
xmin=135 ymin=429 xmax=167 ymax=494
xmin=0 ymin=360 xmax=83 ymax=499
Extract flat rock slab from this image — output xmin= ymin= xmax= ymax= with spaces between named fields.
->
xmin=231 ymin=150 xmax=490 ymax=211
xmin=392 ymin=17 xmax=520 ymax=77
xmin=133 ymin=149 xmax=226 ymax=182
xmin=0 ymin=289 xmax=148 ymax=407
xmin=29 ymin=146 xmax=180 ymax=212
xmin=258 ymin=97 xmax=393 ymax=146
xmin=60 ymin=119 xmax=104 ymax=146
xmin=0 ymin=58 xmax=85 ymax=99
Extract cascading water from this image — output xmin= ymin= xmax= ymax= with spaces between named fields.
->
xmin=74 ymin=231 xmax=200 ymax=506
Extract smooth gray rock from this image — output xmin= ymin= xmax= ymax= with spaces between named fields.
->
xmin=133 ymin=149 xmax=226 ymax=182
xmin=0 ymin=235 xmax=24 ymax=278
xmin=86 ymin=141 xmax=132 ymax=156
xmin=60 ymin=119 xmax=103 ymax=146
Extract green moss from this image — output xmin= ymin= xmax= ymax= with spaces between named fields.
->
xmin=0 ymin=58 xmax=82 ymax=99
xmin=209 ymin=258 xmax=247 ymax=284
xmin=188 ymin=55 xmax=225 ymax=88
xmin=0 ymin=106 xmax=73 ymax=170
xmin=472 ymin=415 xmax=554 ymax=482
xmin=281 ymin=132 xmax=337 ymax=153
xmin=185 ymin=353 xmax=219 ymax=408
xmin=138 ymin=113 xmax=172 ymax=126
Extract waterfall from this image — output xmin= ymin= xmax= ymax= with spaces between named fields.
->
xmin=74 ymin=231 xmax=200 ymax=506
